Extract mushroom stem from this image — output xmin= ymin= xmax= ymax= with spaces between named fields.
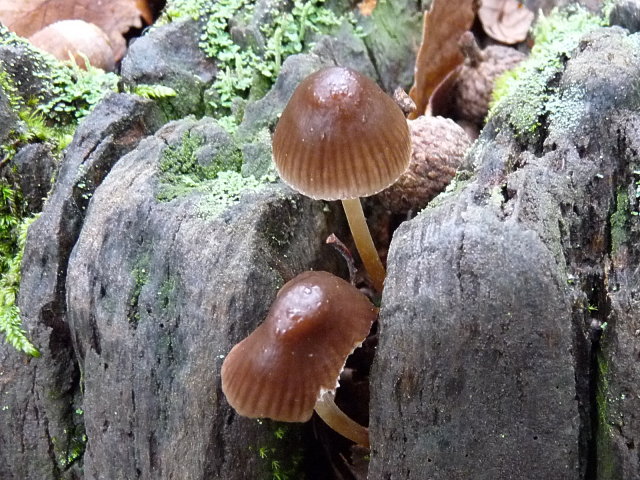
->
xmin=314 ymin=391 xmax=370 ymax=447
xmin=341 ymin=198 xmax=385 ymax=292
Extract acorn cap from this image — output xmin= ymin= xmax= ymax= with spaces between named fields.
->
xmin=272 ymin=66 xmax=411 ymax=201
xmin=451 ymin=33 xmax=526 ymax=128
xmin=377 ymin=116 xmax=471 ymax=214
xmin=221 ymin=271 xmax=377 ymax=422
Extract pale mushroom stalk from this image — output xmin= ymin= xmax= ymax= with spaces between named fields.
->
xmin=341 ymin=198 xmax=385 ymax=292
xmin=314 ymin=391 xmax=369 ymax=447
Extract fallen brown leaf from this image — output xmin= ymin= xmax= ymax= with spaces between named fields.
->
xmin=136 ymin=0 xmax=154 ymax=24
xmin=0 ymin=0 xmax=146 ymax=60
xmin=408 ymin=0 xmax=477 ymax=119
xmin=358 ymin=0 xmax=377 ymax=16
xmin=478 ymin=0 xmax=534 ymax=44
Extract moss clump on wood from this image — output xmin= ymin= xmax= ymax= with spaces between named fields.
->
xmin=160 ymin=0 xmax=355 ymax=119
xmin=0 ymin=209 xmax=39 ymax=356
xmin=489 ymin=6 xmax=606 ymax=142
xmin=0 ymin=25 xmax=117 ymax=160
xmin=610 ymin=187 xmax=630 ymax=255
xmin=156 ymin=130 xmax=273 ymax=218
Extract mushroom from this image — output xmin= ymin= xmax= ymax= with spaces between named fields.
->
xmin=221 ymin=271 xmax=377 ymax=446
xmin=272 ymin=66 xmax=411 ymax=292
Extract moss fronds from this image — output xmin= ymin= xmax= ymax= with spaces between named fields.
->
xmin=199 ymin=0 xmax=343 ymax=111
xmin=132 ymin=84 xmax=178 ymax=100
xmin=251 ymin=422 xmax=305 ymax=480
xmin=0 ymin=209 xmax=40 ymax=357
xmin=33 ymin=61 xmax=118 ymax=125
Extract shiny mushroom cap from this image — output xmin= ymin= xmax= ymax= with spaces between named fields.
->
xmin=221 ymin=271 xmax=377 ymax=422
xmin=272 ymin=66 xmax=411 ymax=201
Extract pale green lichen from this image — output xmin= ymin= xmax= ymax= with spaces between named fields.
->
xmin=544 ymin=83 xmax=588 ymax=138
xmin=489 ymin=6 xmax=607 ymax=141
xmin=196 ymin=169 xmax=267 ymax=218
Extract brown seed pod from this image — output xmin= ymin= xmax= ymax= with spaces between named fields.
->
xmin=377 ymin=116 xmax=471 ymax=214
xmin=449 ymin=32 xmax=526 ymax=128
xmin=29 ymin=20 xmax=116 ymax=71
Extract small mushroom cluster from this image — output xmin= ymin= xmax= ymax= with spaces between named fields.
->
xmin=222 ymin=66 xmax=414 ymax=447
xmin=222 ymin=65 xmax=472 ymax=448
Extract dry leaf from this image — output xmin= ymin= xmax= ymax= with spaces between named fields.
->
xmin=0 ymin=0 xmax=145 ymax=60
xmin=478 ymin=0 xmax=534 ymax=44
xmin=358 ymin=0 xmax=377 ymax=16
xmin=136 ymin=0 xmax=154 ymax=24
xmin=408 ymin=0 xmax=477 ymax=119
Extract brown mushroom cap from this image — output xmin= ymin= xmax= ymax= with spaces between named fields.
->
xmin=221 ymin=271 xmax=377 ymax=422
xmin=272 ymin=66 xmax=411 ymax=201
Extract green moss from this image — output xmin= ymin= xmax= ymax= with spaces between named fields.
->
xmin=129 ymin=254 xmax=151 ymax=325
xmin=132 ymin=84 xmax=178 ymax=100
xmin=489 ymin=6 xmax=606 ymax=141
xmin=52 ymin=411 xmax=87 ymax=470
xmin=159 ymin=131 xmax=243 ymax=185
xmin=158 ymin=0 xmax=208 ymax=22
xmin=195 ymin=170 xmax=267 ymax=218
xmin=595 ymin=351 xmax=617 ymax=478
xmin=35 ymin=62 xmax=118 ymax=125
xmin=201 ymin=0 xmax=343 ymax=112
xmin=158 ymin=277 xmax=179 ymax=312
xmin=0 ymin=208 xmax=39 ymax=357
xmin=0 ymin=25 xmax=117 ymax=160
xmin=161 ymin=0 xmax=353 ymax=115
xmin=0 ymin=26 xmax=120 ymax=355
xmin=610 ymin=187 xmax=630 ymax=255
xmin=251 ymin=422 xmax=305 ymax=480
xmin=157 ymin=130 xmax=273 ymax=218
